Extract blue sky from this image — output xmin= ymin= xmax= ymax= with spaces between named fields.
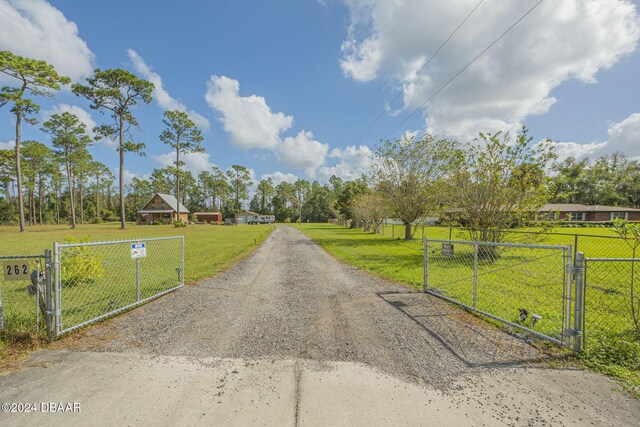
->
xmin=1 ymin=0 xmax=639 ymax=187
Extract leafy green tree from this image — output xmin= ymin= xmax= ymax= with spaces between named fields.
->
xmin=304 ymin=181 xmax=335 ymax=222
xmin=73 ymin=148 xmax=94 ymax=225
xmin=292 ymin=180 xmax=310 ymax=223
xmin=335 ymin=178 xmax=369 ymax=227
xmin=226 ymin=165 xmax=252 ymax=219
xmin=0 ymin=149 xmax=14 ymax=202
xmin=549 ymin=157 xmax=589 ymax=204
xmin=90 ymin=161 xmax=112 ymax=223
xmin=272 ymin=181 xmax=296 ymax=222
xmin=160 ymin=110 xmax=204 ymax=222
xmin=0 ymin=50 xmax=70 ymax=231
xmin=373 ymin=134 xmax=460 ymax=240
xmin=450 ymin=128 xmax=556 ymax=244
xmin=256 ymin=178 xmax=275 ymax=214
xmin=42 ymin=112 xmax=93 ymax=228
xmin=72 ymin=68 xmax=154 ymax=229
xmin=21 ymin=140 xmax=52 ymax=225
xmin=150 ymin=168 xmax=173 ymax=194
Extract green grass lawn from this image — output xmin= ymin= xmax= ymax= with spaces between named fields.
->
xmin=296 ymin=223 xmax=640 ymax=396
xmin=0 ymin=222 xmax=274 ymax=346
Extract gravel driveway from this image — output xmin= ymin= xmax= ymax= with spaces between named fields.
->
xmin=2 ymin=226 xmax=639 ymax=426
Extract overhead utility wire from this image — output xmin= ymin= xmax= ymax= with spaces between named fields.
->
xmin=382 ymin=0 xmax=544 ymax=141
xmin=351 ymin=0 xmax=485 ymax=146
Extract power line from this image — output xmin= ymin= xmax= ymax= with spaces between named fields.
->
xmin=381 ymin=0 xmax=543 ymax=141
xmin=351 ymin=0 xmax=485 ymax=146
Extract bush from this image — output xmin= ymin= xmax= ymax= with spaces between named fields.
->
xmin=61 ymin=236 xmax=106 ymax=286
xmin=283 ymin=218 xmax=291 ymax=223
xmin=174 ymin=220 xmax=187 ymax=228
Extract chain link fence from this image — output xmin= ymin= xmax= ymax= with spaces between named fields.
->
xmin=582 ymin=258 xmax=640 ymax=350
xmin=0 ymin=254 xmax=51 ymax=341
xmin=54 ymin=236 xmax=184 ymax=335
xmin=424 ymin=239 xmax=572 ymax=346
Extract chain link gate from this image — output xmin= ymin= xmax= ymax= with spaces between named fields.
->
xmin=53 ymin=236 xmax=184 ymax=335
xmin=424 ymin=238 xmax=575 ymax=347
xmin=0 ymin=252 xmax=54 ymax=341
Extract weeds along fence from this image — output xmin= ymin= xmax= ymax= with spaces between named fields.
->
xmin=0 ymin=236 xmax=184 ymax=342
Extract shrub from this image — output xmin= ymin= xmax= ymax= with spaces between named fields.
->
xmin=174 ymin=220 xmax=187 ymax=228
xmin=61 ymin=236 xmax=106 ymax=286
xmin=283 ymin=218 xmax=291 ymax=223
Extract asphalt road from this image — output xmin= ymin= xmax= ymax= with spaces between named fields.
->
xmin=1 ymin=226 xmax=638 ymax=426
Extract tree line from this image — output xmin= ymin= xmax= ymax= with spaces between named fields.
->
xmin=2 ymin=50 xmax=639 ymax=236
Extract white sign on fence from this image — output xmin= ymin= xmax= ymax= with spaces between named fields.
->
xmin=131 ymin=243 xmax=146 ymax=259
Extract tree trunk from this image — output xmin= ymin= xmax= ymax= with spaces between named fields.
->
xmin=38 ymin=173 xmax=44 ymax=224
xmin=66 ymin=158 xmax=76 ymax=228
xmin=79 ymin=176 xmax=84 ymax=225
xmin=55 ymin=186 xmax=60 ymax=225
xmin=95 ymin=175 xmax=100 ymax=223
xmin=404 ymin=222 xmax=412 ymax=240
xmin=118 ymin=114 xmax=126 ymax=230
xmin=15 ymin=110 xmax=26 ymax=232
xmin=30 ymin=188 xmax=36 ymax=225
xmin=175 ymin=149 xmax=180 ymax=224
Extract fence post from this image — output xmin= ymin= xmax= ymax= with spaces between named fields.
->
xmin=44 ymin=249 xmax=54 ymax=342
xmin=136 ymin=258 xmax=141 ymax=302
xmin=181 ymin=236 xmax=185 ymax=286
xmin=573 ymin=235 xmax=579 ymax=265
xmin=423 ymin=238 xmax=429 ymax=292
xmin=573 ymin=252 xmax=586 ymax=352
xmin=562 ymin=244 xmax=573 ymax=348
xmin=392 ymin=224 xmax=395 ymax=239
xmin=473 ymin=244 xmax=478 ymax=309
xmin=53 ymin=242 xmax=62 ymax=336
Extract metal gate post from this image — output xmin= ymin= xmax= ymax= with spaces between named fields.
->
xmin=181 ymin=236 xmax=185 ymax=286
xmin=54 ymin=242 xmax=62 ymax=336
xmin=562 ymin=244 xmax=573 ymax=347
xmin=573 ymin=252 xmax=586 ymax=352
xmin=44 ymin=249 xmax=54 ymax=342
xmin=473 ymin=244 xmax=479 ymax=309
xmin=423 ymin=238 xmax=429 ymax=291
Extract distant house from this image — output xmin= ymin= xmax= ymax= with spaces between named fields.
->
xmin=194 ymin=212 xmax=223 ymax=224
xmin=538 ymin=204 xmax=640 ymax=222
xmin=137 ymin=193 xmax=189 ymax=224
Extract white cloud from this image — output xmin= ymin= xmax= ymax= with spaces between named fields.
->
xmin=0 ymin=140 xmax=14 ymax=149
xmin=275 ymin=131 xmax=328 ymax=177
xmin=127 ymin=49 xmax=210 ymax=131
xmin=261 ymin=171 xmax=299 ymax=185
xmin=117 ymin=168 xmax=150 ymax=187
xmin=553 ymin=113 xmax=640 ymax=160
xmin=341 ymin=0 xmax=640 ymax=140
xmin=153 ymin=151 xmax=217 ymax=176
xmin=318 ymin=144 xmax=374 ymax=181
xmin=205 ymin=75 xmax=293 ymax=151
xmin=0 ymin=0 xmax=94 ymax=81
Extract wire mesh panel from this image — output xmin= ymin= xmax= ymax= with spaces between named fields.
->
xmin=424 ymin=239 xmax=572 ymax=346
xmin=0 ymin=255 xmax=48 ymax=340
xmin=55 ymin=236 xmax=184 ymax=335
xmin=583 ymin=259 xmax=640 ymax=351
